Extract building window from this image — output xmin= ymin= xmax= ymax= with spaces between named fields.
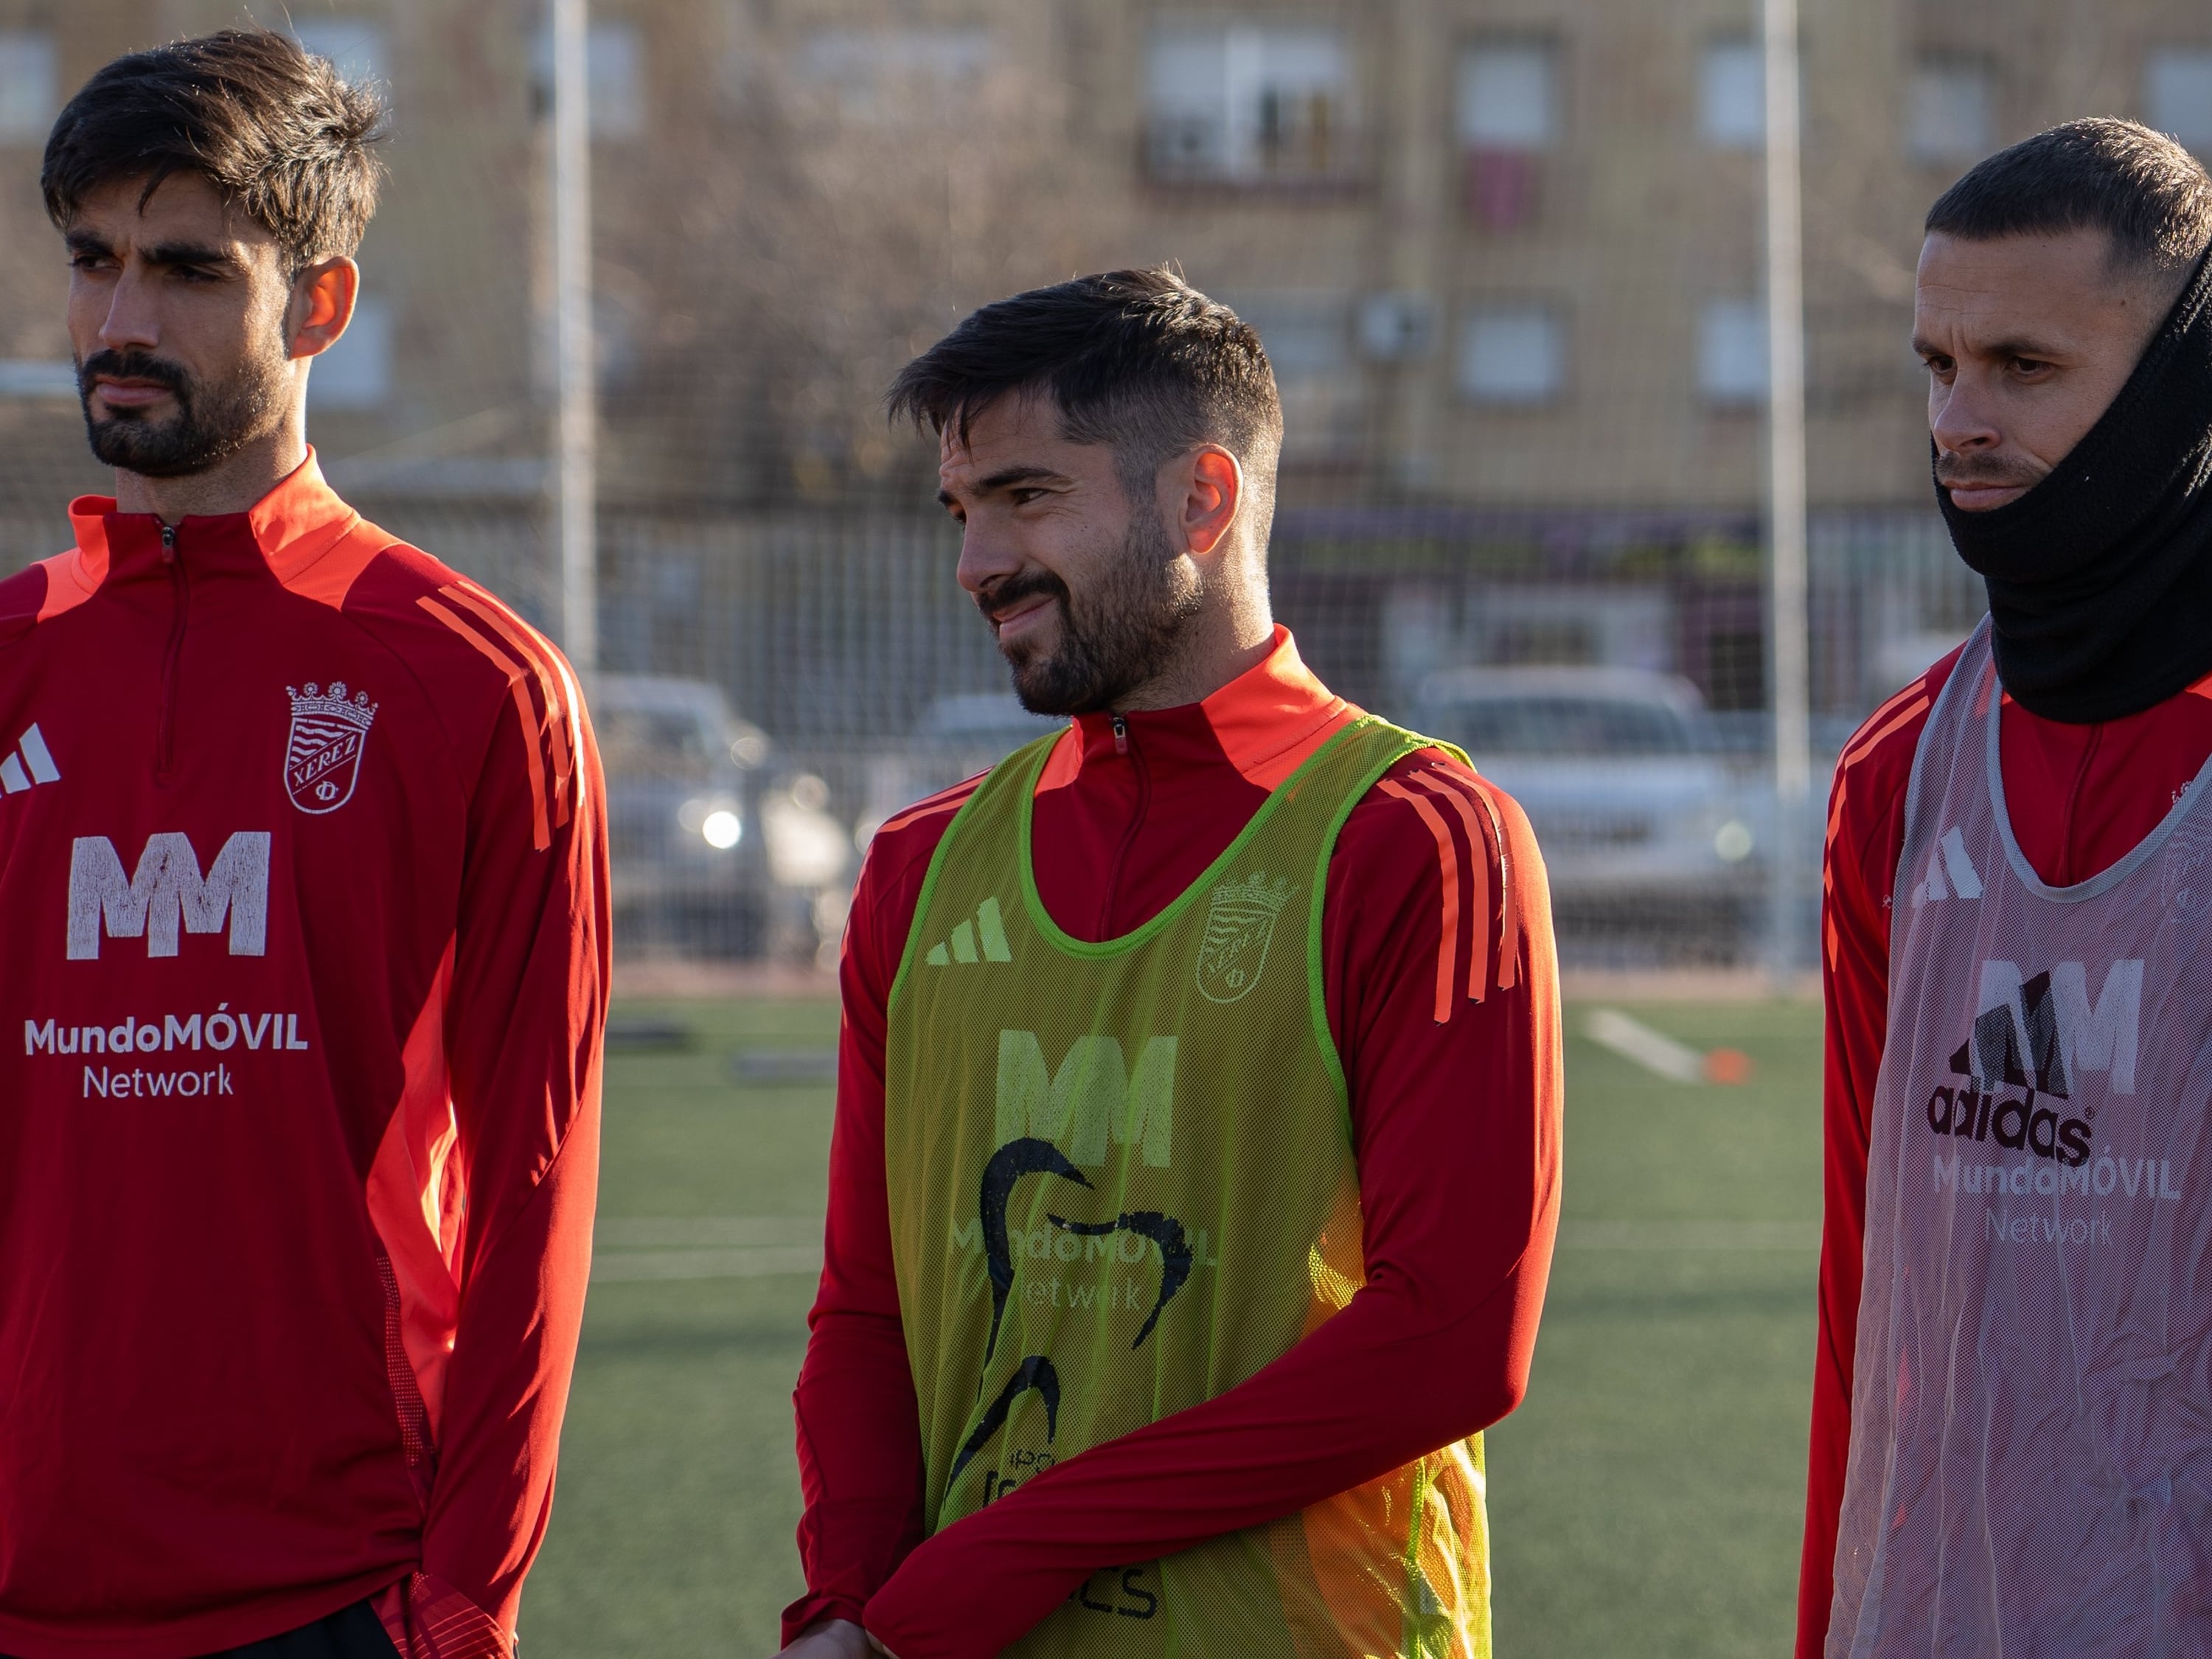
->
xmin=1146 ymin=24 xmax=1356 ymax=184
xmin=2147 ymin=49 xmax=2212 ymax=151
xmin=1699 ymin=299 xmax=1767 ymax=404
xmin=1458 ymin=43 xmax=1555 ymax=148
xmin=292 ymin=20 xmax=385 ymax=88
xmin=310 ymin=296 xmax=393 ymax=411
xmin=1700 ymin=39 xmax=1763 ymax=149
xmin=532 ymin=21 xmax=646 ymax=139
xmin=1907 ymin=56 xmax=1994 ymax=164
xmin=1225 ymin=291 xmax=1360 ymax=458
xmin=0 ymin=32 xmax=57 ymax=145
xmin=794 ymin=27 xmax=992 ymax=122
xmin=1459 ymin=305 xmax=1566 ymax=405
xmin=1457 ymin=43 xmax=1554 ymax=230
xmin=1236 ymin=292 xmax=1349 ymax=378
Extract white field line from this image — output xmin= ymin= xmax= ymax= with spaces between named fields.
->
xmin=1560 ymin=1220 xmax=1818 ymax=1251
xmin=594 ymin=1245 xmax=822 ymax=1282
xmin=592 ymin=1213 xmax=1815 ymax=1280
xmin=599 ymin=1216 xmax=820 ymax=1248
xmin=1583 ymin=1007 xmax=1707 ymax=1084
xmin=594 ymin=1215 xmax=823 ymax=1282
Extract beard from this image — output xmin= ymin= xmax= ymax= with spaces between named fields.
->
xmin=981 ymin=514 xmax=1204 ymax=715
xmin=77 ymin=341 xmax=288 ymax=479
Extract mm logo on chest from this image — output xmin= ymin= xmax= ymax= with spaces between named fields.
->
xmin=67 ymin=832 xmax=270 ymax=960
xmin=1924 ymin=960 xmax=2144 ymax=1172
xmin=995 ymin=1031 xmax=1175 ymax=1167
xmin=1951 ymin=959 xmax=2143 ymax=1097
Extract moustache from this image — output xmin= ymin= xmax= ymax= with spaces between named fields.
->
xmin=77 ymin=350 xmax=192 ymax=402
xmin=1935 ymin=453 xmax=2045 ymax=490
xmin=975 ymin=570 xmax=1069 ymax=626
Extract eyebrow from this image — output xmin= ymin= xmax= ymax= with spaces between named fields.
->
xmin=145 ymin=239 xmax=243 ymax=271
xmin=63 ymin=228 xmax=242 ymax=272
xmin=1913 ymin=333 xmax=2065 ymax=361
xmin=937 ymin=465 xmax=1074 ymax=509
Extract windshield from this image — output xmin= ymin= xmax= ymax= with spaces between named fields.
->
xmin=596 ymin=706 xmax=723 ymax=778
xmin=1422 ymin=695 xmax=1697 ymax=757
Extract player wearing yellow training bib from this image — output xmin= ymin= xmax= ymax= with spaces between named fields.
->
xmin=777 ymin=270 xmax=1562 ymax=1659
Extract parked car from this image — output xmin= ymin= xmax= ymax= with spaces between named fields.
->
xmin=856 ymin=691 xmax=1066 ymax=848
xmin=594 ymin=673 xmax=849 ymax=961
xmin=594 ymin=673 xmax=771 ymax=957
xmin=1409 ymin=667 xmax=1767 ymax=956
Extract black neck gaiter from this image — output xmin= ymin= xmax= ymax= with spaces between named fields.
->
xmin=1938 ymin=246 xmax=2212 ymax=724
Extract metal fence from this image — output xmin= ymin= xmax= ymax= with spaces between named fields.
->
xmin=0 ymin=479 xmax=1975 ymax=974
xmin=0 ymin=0 xmax=2045 ymax=975
xmin=194 ymin=493 xmax=1967 ymax=974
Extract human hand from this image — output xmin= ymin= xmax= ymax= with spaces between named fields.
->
xmin=773 ymin=1619 xmax=873 ymax=1659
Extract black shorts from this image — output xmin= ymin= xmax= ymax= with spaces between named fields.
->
xmin=203 ymin=1601 xmax=401 ymax=1659
xmin=7 ymin=1599 xmax=402 ymax=1659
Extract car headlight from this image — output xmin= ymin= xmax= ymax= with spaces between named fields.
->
xmin=678 ymin=795 xmax=743 ymax=850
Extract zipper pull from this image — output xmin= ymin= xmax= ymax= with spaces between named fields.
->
xmin=159 ymin=523 xmax=177 ymax=563
xmin=1111 ymin=714 xmax=1127 ymax=756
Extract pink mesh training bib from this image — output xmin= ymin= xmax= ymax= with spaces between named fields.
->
xmin=1829 ymin=617 xmax=2212 ymax=1656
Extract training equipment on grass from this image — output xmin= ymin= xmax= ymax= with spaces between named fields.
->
xmin=1584 ymin=1007 xmax=1753 ymax=1085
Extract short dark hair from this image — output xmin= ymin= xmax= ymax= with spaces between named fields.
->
xmin=1925 ymin=117 xmax=2212 ymax=274
xmin=43 ymin=29 xmax=387 ymax=271
xmin=888 ymin=268 xmax=1284 ymax=507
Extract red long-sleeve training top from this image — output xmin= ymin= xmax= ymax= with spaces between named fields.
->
xmin=1796 ymin=644 xmax=2212 ymax=1658
xmin=787 ymin=627 xmax=1564 ymax=1659
xmin=0 ymin=453 xmax=606 ymax=1659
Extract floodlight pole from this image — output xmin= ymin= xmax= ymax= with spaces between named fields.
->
xmin=1763 ymin=0 xmax=1812 ymax=983
xmin=551 ymin=0 xmax=598 ymax=672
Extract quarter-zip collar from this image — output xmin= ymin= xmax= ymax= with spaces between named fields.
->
xmin=1025 ymin=627 xmax=1370 ymax=942
xmin=1037 ymin=626 xmax=1360 ymax=796
xmin=49 ymin=451 xmax=362 ymax=785
xmin=58 ymin=448 xmax=359 ymax=594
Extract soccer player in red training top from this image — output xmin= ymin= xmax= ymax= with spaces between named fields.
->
xmin=1801 ymin=122 xmax=2212 ymax=1655
xmin=774 ymin=269 xmax=1562 ymax=1659
xmin=0 ymin=32 xmax=605 ymax=1659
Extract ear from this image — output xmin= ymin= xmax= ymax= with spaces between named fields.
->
xmin=286 ymin=257 xmax=360 ymax=361
xmin=1176 ymin=445 xmax=1244 ymax=557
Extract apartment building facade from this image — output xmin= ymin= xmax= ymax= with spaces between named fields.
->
xmin=0 ymin=1 xmax=2205 ymax=709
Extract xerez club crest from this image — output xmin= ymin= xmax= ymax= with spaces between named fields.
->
xmin=1196 ymin=872 xmax=1293 ymax=1004
xmin=284 ymin=681 xmax=378 ymax=814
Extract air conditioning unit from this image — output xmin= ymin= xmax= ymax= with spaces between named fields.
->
xmin=1357 ymin=292 xmax=1439 ymax=362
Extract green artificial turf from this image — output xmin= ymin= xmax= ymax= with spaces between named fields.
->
xmin=522 ymin=996 xmax=1823 ymax=1658
xmin=1487 ymin=1000 xmax=1823 ymax=1659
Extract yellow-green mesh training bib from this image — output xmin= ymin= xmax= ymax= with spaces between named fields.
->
xmin=884 ymin=717 xmax=1492 ymax=1659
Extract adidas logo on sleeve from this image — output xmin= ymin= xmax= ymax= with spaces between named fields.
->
xmin=926 ymin=896 xmax=1012 ymax=966
xmin=0 ymin=723 xmax=59 ymax=794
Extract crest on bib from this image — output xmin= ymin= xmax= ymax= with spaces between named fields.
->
xmin=2165 ymin=817 xmax=2212 ymax=919
xmin=1196 ymin=872 xmax=1293 ymax=1004
xmin=284 ymin=681 xmax=378 ymax=814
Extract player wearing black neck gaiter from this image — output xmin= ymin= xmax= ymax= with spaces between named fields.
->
xmin=1804 ymin=117 xmax=2212 ymax=1659
xmin=1938 ymin=229 xmax=2212 ymax=723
